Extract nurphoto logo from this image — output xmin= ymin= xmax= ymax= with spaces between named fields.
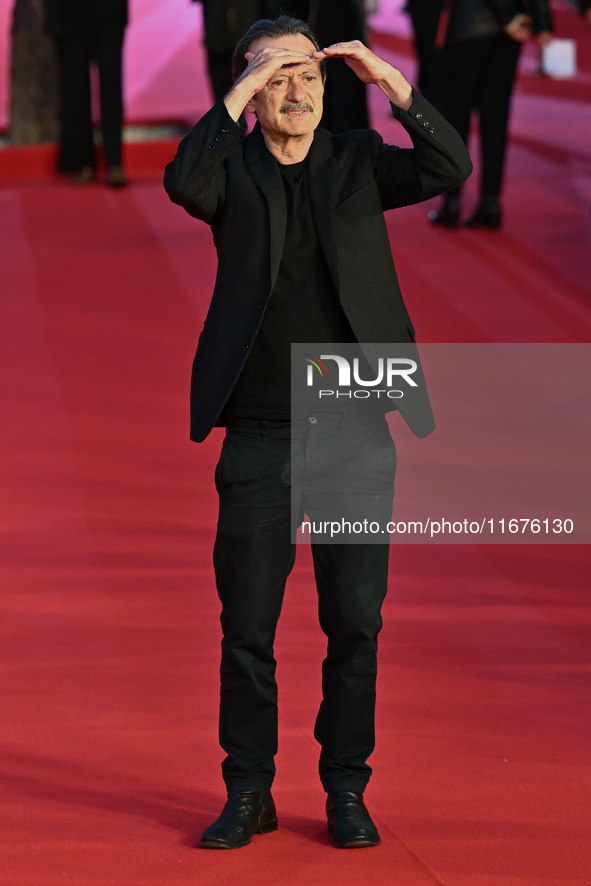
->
xmin=303 ymin=351 xmax=418 ymax=400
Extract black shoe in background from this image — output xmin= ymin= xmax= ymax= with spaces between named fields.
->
xmin=464 ymin=196 xmax=502 ymax=230
xmin=428 ymin=193 xmax=461 ymax=228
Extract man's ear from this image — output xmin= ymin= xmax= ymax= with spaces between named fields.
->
xmin=246 ymin=94 xmax=258 ymax=114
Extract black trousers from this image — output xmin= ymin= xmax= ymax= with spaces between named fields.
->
xmin=56 ymin=23 xmax=125 ymax=172
xmin=444 ymin=33 xmax=521 ymax=199
xmin=406 ymin=0 xmax=448 ymax=111
xmin=212 ymin=413 xmax=396 ymax=792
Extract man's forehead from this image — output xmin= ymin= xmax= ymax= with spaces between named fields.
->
xmin=248 ymin=33 xmax=319 ymax=59
xmin=278 ymin=60 xmax=321 ymax=73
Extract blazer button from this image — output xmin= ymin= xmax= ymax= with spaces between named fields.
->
xmin=242 ymin=344 xmax=249 ymax=351
xmin=257 ymin=303 xmax=265 ymax=310
xmin=208 ymin=144 xmax=216 ymax=151
xmin=415 ymin=112 xmax=422 ymax=120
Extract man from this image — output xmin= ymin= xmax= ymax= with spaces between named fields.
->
xmin=164 ymin=15 xmax=471 ymax=850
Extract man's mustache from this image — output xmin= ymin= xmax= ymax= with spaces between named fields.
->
xmin=281 ymin=102 xmax=314 ymax=113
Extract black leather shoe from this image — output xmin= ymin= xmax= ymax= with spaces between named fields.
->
xmin=200 ymin=791 xmax=277 ymax=849
xmin=428 ymin=195 xmax=460 ymax=228
xmin=72 ymin=166 xmax=95 ymax=186
xmin=326 ymin=791 xmax=381 ymax=848
xmin=464 ymin=196 xmax=502 ymax=230
xmin=107 ymin=165 xmax=128 ymax=188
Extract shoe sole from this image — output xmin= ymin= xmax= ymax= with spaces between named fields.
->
xmin=328 ymin=823 xmax=381 ymax=848
xmin=331 ymin=833 xmax=381 ymax=848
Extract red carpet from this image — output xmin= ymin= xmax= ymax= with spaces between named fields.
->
xmin=1 ymin=4 xmax=591 ymax=884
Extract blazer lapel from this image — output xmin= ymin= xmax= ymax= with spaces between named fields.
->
xmin=245 ymin=124 xmax=286 ymax=293
xmin=307 ymin=128 xmax=340 ymax=293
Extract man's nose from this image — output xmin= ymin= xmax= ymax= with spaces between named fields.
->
xmin=286 ymin=78 xmax=306 ymax=102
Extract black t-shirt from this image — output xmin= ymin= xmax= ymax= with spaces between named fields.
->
xmin=219 ymin=157 xmax=354 ymax=422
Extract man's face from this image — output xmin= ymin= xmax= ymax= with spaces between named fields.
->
xmin=246 ymin=34 xmax=325 ymax=141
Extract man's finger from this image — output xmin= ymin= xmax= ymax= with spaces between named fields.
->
xmin=317 ymin=40 xmax=367 ymax=55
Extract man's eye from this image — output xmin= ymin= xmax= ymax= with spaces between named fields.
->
xmin=304 ymin=76 xmax=316 ymax=82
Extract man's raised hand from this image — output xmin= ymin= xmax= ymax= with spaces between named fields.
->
xmin=312 ymin=41 xmax=413 ymax=110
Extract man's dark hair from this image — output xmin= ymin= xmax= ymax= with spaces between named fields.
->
xmin=232 ymin=15 xmax=326 ymax=81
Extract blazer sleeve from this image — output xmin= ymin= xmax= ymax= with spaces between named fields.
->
xmin=163 ymin=102 xmax=247 ymax=223
xmin=373 ymin=90 xmax=473 ymax=211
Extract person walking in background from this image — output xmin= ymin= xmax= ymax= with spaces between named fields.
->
xmin=287 ymin=0 xmax=371 ymax=132
xmin=44 ymin=0 xmax=128 ymax=186
xmin=428 ymin=0 xmax=553 ymax=230
xmin=193 ymin=0 xmax=270 ymax=102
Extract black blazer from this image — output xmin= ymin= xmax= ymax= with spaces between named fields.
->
xmin=164 ymin=91 xmax=472 ymax=442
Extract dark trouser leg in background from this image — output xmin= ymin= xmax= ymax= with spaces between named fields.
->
xmin=462 ymin=34 xmax=520 ymax=228
xmin=439 ymin=34 xmax=521 ymax=228
xmin=56 ymin=30 xmax=95 ymax=174
xmin=428 ymin=35 xmax=476 ymax=227
xmin=93 ymin=24 xmax=126 ymax=170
